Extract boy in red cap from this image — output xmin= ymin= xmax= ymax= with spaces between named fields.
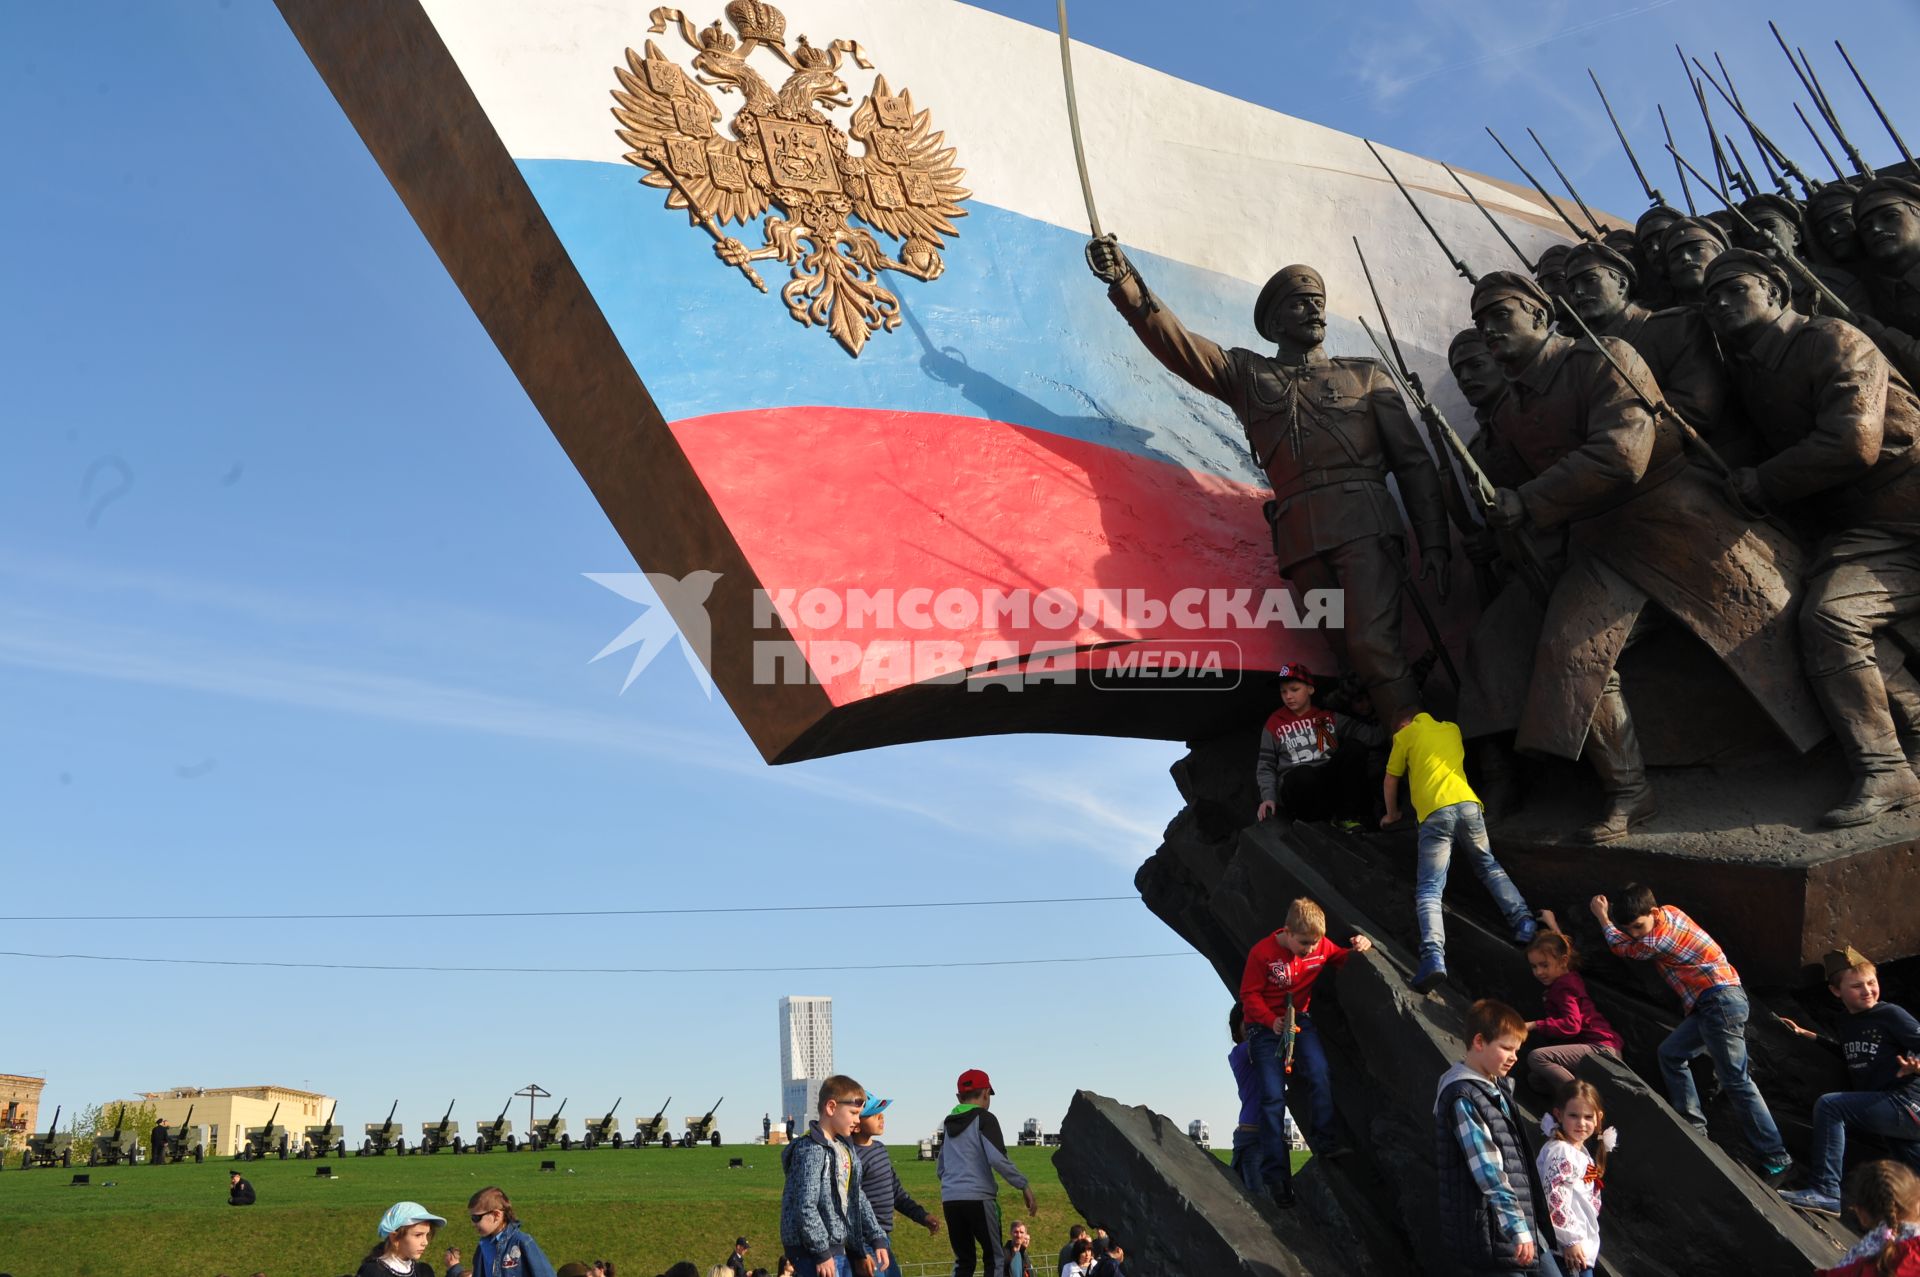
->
xmin=1255 ymin=664 xmax=1386 ymax=829
xmin=936 ymin=1069 xmax=1036 ymax=1277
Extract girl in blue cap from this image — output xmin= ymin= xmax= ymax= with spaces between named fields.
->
xmin=361 ymin=1201 xmax=447 ymax=1277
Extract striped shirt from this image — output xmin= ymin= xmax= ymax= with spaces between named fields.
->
xmin=1603 ymin=905 xmax=1739 ymax=1012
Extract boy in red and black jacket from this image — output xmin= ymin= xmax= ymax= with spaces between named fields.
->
xmin=1255 ymin=664 xmax=1386 ymax=827
xmin=1239 ymin=896 xmax=1373 ymax=1204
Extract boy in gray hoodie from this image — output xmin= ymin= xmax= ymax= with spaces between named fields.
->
xmin=936 ymin=1068 xmax=1038 ymax=1277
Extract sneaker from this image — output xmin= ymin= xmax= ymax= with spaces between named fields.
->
xmin=1779 ymin=1187 xmax=1841 ymax=1217
xmin=1512 ymin=916 xmax=1539 ymax=945
xmin=1412 ymin=953 xmax=1448 ymax=994
xmin=1331 ymin=818 xmax=1363 ymax=833
xmin=1269 ymin=1182 xmax=1297 ymax=1209
xmin=1761 ymin=1152 xmax=1794 ymax=1179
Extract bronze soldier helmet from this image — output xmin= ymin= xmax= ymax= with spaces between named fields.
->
xmin=1563 ymin=242 xmax=1638 ymax=293
xmin=1254 ymin=265 xmax=1325 ymax=342
xmin=1702 ymin=248 xmax=1792 ymax=303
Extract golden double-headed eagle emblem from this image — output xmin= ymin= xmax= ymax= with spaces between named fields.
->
xmin=613 ymin=2 xmax=971 ymax=356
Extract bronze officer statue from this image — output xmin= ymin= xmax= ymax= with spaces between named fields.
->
xmin=1085 ymin=237 xmax=1450 ymax=722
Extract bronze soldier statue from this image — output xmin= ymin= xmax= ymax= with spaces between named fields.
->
xmin=1447 ymin=328 xmax=1563 ymax=815
xmin=1849 ymin=178 xmax=1920 ymax=387
xmin=1471 ymin=271 xmax=1823 ymax=842
xmin=1705 ymin=249 xmax=1920 ymax=825
xmin=1562 ymin=241 xmax=1730 ymax=440
xmin=1737 ymin=193 xmax=1873 ymax=320
xmin=1660 ymin=217 xmax=1730 ymax=309
xmin=1633 ymin=204 xmax=1685 ymax=310
xmin=1532 ymin=243 xmax=1574 ymax=307
xmin=1806 ymin=181 xmax=1866 ymax=270
xmin=1084 ymin=238 xmax=1450 ymax=721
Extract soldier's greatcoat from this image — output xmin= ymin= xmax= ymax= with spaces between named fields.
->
xmin=1600 ymin=302 xmax=1731 ymax=440
xmin=1492 ymin=332 xmax=1826 ymax=759
xmin=1108 ymin=273 xmax=1448 ymax=707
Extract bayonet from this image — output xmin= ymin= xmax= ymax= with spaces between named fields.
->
xmin=1357 ymin=317 xmax=1551 ymax=604
xmin=1775 ymin=24 xmax=1873 ymax=178
xmin=1441 ymin=163 xmax=1534 ymax=272
xmin=1691 ymin=56 xmax=1817 ymax=196
xmin=1723 ymin=133 xmax=1760 ymax=202
xmin=1363 ymin=140 xmax=1477 ymax=284
xmin=1796 ymin=102 xmax=1847 ymax=182
xmin=1528 ymin=128 xmax=1606 ymax=237
xmin=1487 ymin=127 xmax=1594 ymax=242
xmin=1590 ymin=69 xmax=1666 ymax=207
xmin=1659 ymin=104 xmax=1695 ymax=214
xmin=1835 ymin=41 xmax=1917 ymax=171
xmin=1680 ymin=48 xmax=1735 ymax=199
xmin=1665 ymin=143 xmax=1859 ymax=324
xmin=1354 ymin=236 xmax=1499 ymax=609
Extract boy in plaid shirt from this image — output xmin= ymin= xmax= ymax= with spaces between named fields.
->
xmin=1591 ymin=883 xmax=1791 ymax=1176
xmin=1434 ymin=1000 xmax=1564 ymax=1276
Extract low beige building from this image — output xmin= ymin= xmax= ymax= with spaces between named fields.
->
xmin=0 ymin=1075 xmax=46 ymax=1149
xmin=132 ymin=1085 xmax=335 ymax=1157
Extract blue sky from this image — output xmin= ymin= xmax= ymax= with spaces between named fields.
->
xmin=4 ymin=0 xmax=1918 ymax=1155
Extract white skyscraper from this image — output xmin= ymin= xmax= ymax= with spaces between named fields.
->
xmin=779 ymin=995 xmax=834 ymax=1128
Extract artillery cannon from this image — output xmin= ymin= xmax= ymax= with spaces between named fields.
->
xmin=416 ymin=1099 xmax=462 ymax=1154
xmin=300 ymin=1101 xmax=345 ymax=1159
xmin=529 ymin=1099 xmax=568 ymax=1152
xmin=359 ymin=1100 xmax=404 ymax=1156
xmin=240 ymin=1103 xmax=288 ymax=1161
xmin=473 ymin=1100 xmax=516 ymax=1153
xmin=159 ymin=1105 xmax=205 ymax=1164
xmin=89 ymin=1105 xmax=140 ymax=1167
xmin=19 ymin=1106 xmax=72 ymax=1170
xmin=633 ymin=1096 xmax=672 ymax=1148
xmin=681 ymin=1097 xmax=723 ymax=1148
xmin=582 ymin=1098 xmax=623 ymax=1150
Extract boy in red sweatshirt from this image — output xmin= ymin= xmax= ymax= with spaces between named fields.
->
xmin=1239 ymin=897 xmax=1373 ymax=1204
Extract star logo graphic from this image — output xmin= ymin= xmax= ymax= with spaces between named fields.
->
xmin=584 ymin=570 xmax=722 ymax=697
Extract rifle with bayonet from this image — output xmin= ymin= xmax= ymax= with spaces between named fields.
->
xmin=1352 ymin=235 xmax=1496 ymax=609
xmin=1659 ymin=104 xmax=1696 ymax=214
xmin=1690 ymin=56 xmax=1819 ymax=197
xmin=1682 ymin=48 xmax=1744 ymax=200
xmin=1796 ymin=103 xmax=1847 ymax=183
xmin=1665 ymin=144 xmax=1860 ymax=325
xmin=1590 ymin=70 xmax=1668 ymax=209
xmin=1714 ymin=52 xmax=1792 ymax=198
xmin=1486 ymin=128 xmax=1595 ymax=242
xmin=1528 ymin=128 xmax=1606 ymax=238
xmin=1773 ymin=23 xmax=1873 ymax=179
xmin=1835 ymin=41 xmax=1917 ymax=172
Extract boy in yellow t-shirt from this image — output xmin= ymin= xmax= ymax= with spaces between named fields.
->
xmin=1384 ymin=708 xmax=1538 ymax=994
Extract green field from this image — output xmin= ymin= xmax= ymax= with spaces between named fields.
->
xmin=0 ymin=1144 xmax=1068 ymax=1277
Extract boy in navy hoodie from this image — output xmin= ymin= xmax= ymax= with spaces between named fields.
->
xmin=936 ymin=1069 xmax=1037 ymax=1277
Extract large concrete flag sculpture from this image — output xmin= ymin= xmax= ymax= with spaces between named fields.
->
xmin=275 ymin=0 xmax=1575 ymax=762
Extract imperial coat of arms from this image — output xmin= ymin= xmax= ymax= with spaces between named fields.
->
xmin=612 ymin=2 xmax=972 ymax=356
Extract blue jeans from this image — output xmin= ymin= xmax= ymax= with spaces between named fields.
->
xmin=849 ymin=1231 xmax=901 ymax=1277
xmin=793 ymin=1252 xmax=846 ymax=1277
xmin=1414 ymin=801 xmax=1531 ymax=962
xmin=1230 ymin=1122 xmax=1288 ymax=1193
xmin=1249 ymin=1014 xmax=1333 ymax=1172
xmin=1465 ymin=1251 xmax=1565 ymax=1277
xmin=1807 ymin=1089 xmax=1920 ymax=1196
xmin=1656 ymin=984 xmax=1785 ymax=1158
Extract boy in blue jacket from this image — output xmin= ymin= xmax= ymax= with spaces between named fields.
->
xmin=781 ymin=1075 xmax=889 ymax=1277
xmin=445 ymin=1186 xmax=556 ymax=1277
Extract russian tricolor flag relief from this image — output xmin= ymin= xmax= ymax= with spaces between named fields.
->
xmin=276 ymin=0 xmax=1574 ymax=761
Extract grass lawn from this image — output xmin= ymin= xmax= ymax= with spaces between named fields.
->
xmin=0 ymin=1142 xmax=1312 ymax=1276
xmin=0 ymin=1144 xmax=1065 ymax=1277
